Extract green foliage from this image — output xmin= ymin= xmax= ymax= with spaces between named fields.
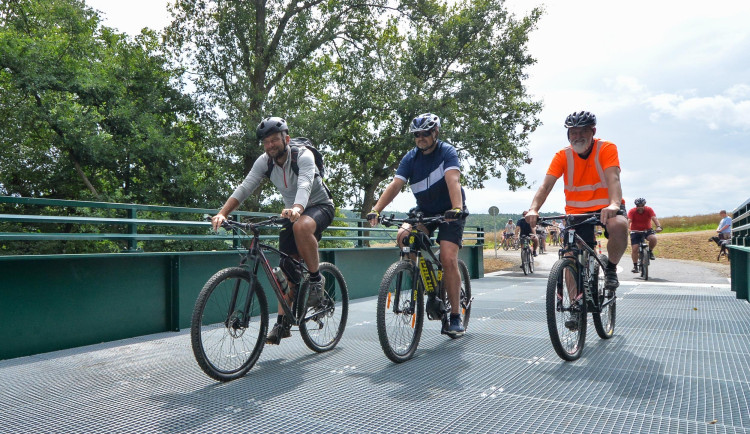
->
xmin=290 ymin=0 xmax=543 ymax=217
xmin=0 ymin=0 xmax=226 ymax=207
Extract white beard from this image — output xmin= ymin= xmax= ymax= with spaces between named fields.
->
xmin=570 ymin=139 xmax=591 ymax=154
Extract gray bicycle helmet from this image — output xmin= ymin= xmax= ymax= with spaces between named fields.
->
xmin=634 ymin=198 xmax=646 ymax=206
xmin=409 ymin=113 xmax=441 ymax=133
xmin=256 ymin=116 xmax=288 ymax=140
xmin=564 ymin=111 xmax=597 ymax=128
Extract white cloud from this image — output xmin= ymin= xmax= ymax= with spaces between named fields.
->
xmin=646 ymin=91 xmax=750 ymax=130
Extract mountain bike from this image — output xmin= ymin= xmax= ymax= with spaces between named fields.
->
xmin=631 ymin=229 xmax=652 ymax=280
xmin=191 ymin=217 xmax=349 ymax=381
xmin=519 ymin=235 xmax=534 ymax=275
xmin=539 ymin=213 xmax=616 ymax=361
xmin=375 ymin=213 xmax=473 ymax=363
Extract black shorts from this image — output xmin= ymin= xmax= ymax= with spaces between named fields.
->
xmin=420 ymin=217 xmax=466 ymax=248
xmin=565 ymin=203 xmax=626 ymax=247
xmin=279 ymin=204 xmax=335 ymax=256
xmin=630 ymin=229 xmax=655 ymax=245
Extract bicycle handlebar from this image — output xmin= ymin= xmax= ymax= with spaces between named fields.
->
xmin=204 ymin=216 xmax=285 ymax=232
xmin=379 ymin=212 xmax=463 ymax=227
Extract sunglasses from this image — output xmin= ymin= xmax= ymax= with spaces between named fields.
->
xmin=413 ymin=130 xmax=433 ymax=138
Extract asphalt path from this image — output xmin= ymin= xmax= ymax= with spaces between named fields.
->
xmin=486 ymin=244 xmax=731 ymax=285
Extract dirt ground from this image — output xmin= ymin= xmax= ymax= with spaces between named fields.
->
xmin=483 ymin=230 xmax=731 ymax=276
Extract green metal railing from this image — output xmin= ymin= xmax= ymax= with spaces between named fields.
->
xmin=729 ymin=197 xmax=750 ymax=301
xmin=0 ymin=196 xmax=484 ymax=250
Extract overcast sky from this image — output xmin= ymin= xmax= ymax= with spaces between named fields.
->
xmin=87 ymin=0 xmax=750 ymax=217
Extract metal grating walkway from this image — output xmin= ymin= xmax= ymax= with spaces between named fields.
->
xmin=1 ymin=276 xmax=749 ymax=433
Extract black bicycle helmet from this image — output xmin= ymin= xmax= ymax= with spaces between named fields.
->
xmin=256 ymin=116 xmax=288 ymax=140
xmin=564 ymin=111 xmax=597 ymax=128
xmin=634 ymin=198 xmax=646 ymax=206
xmin=409 ymin=113 xmax=441 ymax=133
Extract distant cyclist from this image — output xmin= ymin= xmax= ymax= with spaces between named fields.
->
xmin=627 ymin=198 xmax=662 ymax=273
xmin=504 ymin=218 xmax=516 ymax=246
xmin=516 ymin=211 xmax=538 ymax=257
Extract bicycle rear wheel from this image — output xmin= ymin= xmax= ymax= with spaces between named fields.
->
xmin=298 ymin=262 xmax=349 ymax=352
xmin=442 ymin=259 xmax=473 ymax=337
xmin=522 ymin=249 xmax=530 ymax=275
xmin=546 ymin=258 xmax=586 ymax=361
xmin=529 ymin=250 xmax=535 ymax=273
xmin=376 ymin=261 xmax=424 ymax=363
xmin=592 ymin=254 xmax=616 ymax=339
xmin=191 ymin=267 xmax=269 ymax=381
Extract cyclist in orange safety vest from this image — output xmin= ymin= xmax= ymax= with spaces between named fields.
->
xmin=524 ymin=111 xmax=628 ymax=292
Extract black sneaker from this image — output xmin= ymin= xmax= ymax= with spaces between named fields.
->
xmin=533 ymin=251 xmax=538 ymax=257
xmin=649 ymin=251 xmax=656 ymax=261
xmin=604 ymin=267 xmax=619 ymax=291
xmin=266 ymin=322 xmax=291 ymax=345
xmin=631 ymin=266 xmax=638 ymax=273
xmin=564 ymin=310 xmax=581 ymax=331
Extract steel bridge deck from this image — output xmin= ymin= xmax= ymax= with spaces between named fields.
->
xmin=1 ymin=275 xmax=749 ymax=433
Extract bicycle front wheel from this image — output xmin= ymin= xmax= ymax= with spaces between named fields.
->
xmin=503 ymin=239 xmax=509 ymax=251
xmin=298 ymin=262 xmax=349 ymax=352
xmin=191 ymin=267 xmax=269 ymax=381
xmin=641 ymin=248 xmax=650 ymax=280
xmin=592 ymin=254 xmax=616 ymax=339
xmin=546 ymin=258 xmax=586 ymax=361
xmin=376 ymin=261 xmax=424 ymax=363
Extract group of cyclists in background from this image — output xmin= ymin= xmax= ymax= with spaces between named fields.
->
xmin=206 ymin=108 xmax=665 ymax=361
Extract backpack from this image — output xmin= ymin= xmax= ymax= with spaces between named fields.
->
xmin=265 ymin=137 xmax=326 ymax=179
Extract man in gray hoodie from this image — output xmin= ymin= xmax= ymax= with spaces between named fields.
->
xmin=211 ymin=116 xmax=335 ymax=344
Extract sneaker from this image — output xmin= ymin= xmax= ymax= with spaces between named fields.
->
xmin=604 ymin=267 xmax=619 ymax=291
xmin=533 ymin=251 xmax=538 ymax=257
xmin=649 ymin=251 xmax=656 ymax=261
xmin=444 ymin=314 xmax=465 ymax=338
xmin=565 ymin=310 xmax=581 ymax=331
xmin=266 ymin=322 xmax=291 ymax=345
xmin=307 ymin=275 xmax=326 ymax=307
xmin=631 ymin=266 xmax=638 ymax=273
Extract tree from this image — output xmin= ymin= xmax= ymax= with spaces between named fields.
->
xmin=305 ymin=0 xmax=543 ymax=217
xmin=163 ymin=0 xmax=386 ymax=209
xmin=0 ymin=0 xmax=224 ymax=206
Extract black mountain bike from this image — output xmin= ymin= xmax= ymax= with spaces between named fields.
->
xmin=191 ymin=217 xmax=349 ymax=381
xmin=519 ymin=235 xmax=534 ymax=275
xmin=540 ymin=213 xmax=616 ymax=361
xmin=631 ymin=230 xmax=651 ymax=280
xmin=375 ymin=213 xmax=473 ymax=363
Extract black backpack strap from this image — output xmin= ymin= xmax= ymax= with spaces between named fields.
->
xmin=289 ymin=145 xmax=300 ymax=176
xmin=265 ymin=156 xmax=274 ymax=178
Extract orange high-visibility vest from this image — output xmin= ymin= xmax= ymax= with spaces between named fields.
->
xmin=547 ymin=139 xmax=620 ymax=214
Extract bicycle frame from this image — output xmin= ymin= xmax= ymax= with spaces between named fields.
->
xmin=545 ymin=214 xmax=613 ymax=313
xmin=382 ymin=215 xmax=445 ymax=315
xmin=222 ymin=218 xmax=312 ymax=327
